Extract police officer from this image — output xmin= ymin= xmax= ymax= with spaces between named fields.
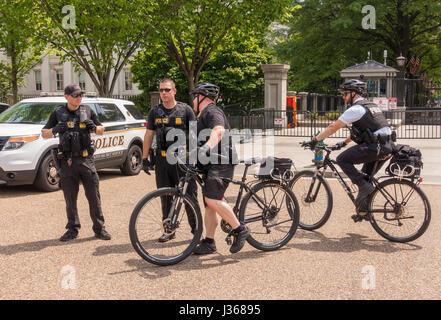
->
xmin=41 ymin=84 xmax=111 ymax=241
xmin=142 ymin=78 xmax=199 ymax=242
xmin=190 ymin=82 xmax=250 ymax=255
xmin=304 ymin=79 xmax=394 ymax=222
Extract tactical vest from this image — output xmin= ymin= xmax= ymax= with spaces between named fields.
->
xmin=349 ymin=100 xmax=389 ymax=144
xmin=153 ymin=102 xmax=190 ymax=151
xmin=54 ymin=104 xmax=93 ymax=157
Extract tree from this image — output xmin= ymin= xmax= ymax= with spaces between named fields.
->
xmin=275 ymin=0 xmax=441 ymax=92
xmin=0 ymin=0 xmax=45 ymax=104
xmin=38 ymin=0 xmax=185 ymax=96
xmin=157 ymin=0 xmax=291 ymax=103
xmin=131 ymin=31 xmax=272 ymax=111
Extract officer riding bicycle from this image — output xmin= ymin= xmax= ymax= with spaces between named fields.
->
xmin=303 ymin=79 xmax=395 ymax=222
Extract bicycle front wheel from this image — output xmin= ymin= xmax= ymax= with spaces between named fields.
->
xmin=288 ymin=170 xmax=333 ymax=230
xmin=239 ymin=180 xmax=299 ymax=251
xmin=129 ymin=187 xmax=203 ymax=266
xmin=368 ymin=178 xmax=431 ymax=243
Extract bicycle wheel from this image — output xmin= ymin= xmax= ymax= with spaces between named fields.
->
xmin=288 ymin=170 xmax=333 ymax=230
xmin=368 ymin=178 xmax=431 ymax=243
xmin=129 ymin=187 xmax=203 ymax=266
xmin=239 ymin=180 xmax=299 ymax=251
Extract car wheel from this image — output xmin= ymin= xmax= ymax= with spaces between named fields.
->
xmin=120 ymin=144 xmax=142 ymax=175
xmin=34 ymin=151 xmax=60 ymax=192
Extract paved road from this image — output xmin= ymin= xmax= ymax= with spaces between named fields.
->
xmin=0 ymin=170 xmax=439 ymax=300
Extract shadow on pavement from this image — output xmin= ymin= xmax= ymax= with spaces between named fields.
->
xmin=287 ymin=230 xmax=422 ymax=253
xmin=0 ymin=236 xmax=96 ymax=255
xmin=108 ymin=249 xmax=268 ymax=279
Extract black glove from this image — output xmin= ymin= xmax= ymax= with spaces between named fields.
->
xmin=302 ymin=138 xmax=317 ymax=150
xmin=142 ymin=158 xmax=151 ymax=175
xmin=52 ymin=122 xmax=68 ymax=135
xmin=332 ymin=141 xmax=347 ymax=150
xmin=84 ymin=119 xmax=96 ymax=132
xmin=199 ymin=144 xmax=211 ymax=157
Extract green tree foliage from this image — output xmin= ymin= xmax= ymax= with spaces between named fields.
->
xmin=275 ymin=0 xmax=441 ymax=93
xmin=157 ymin=0 xmax=291 ymax=103
xmin=38 ymin=0 xmax=185 ymax=96
xmin=0 ymin=0 xmax=45 ymax=103
xmin=131 ymin=32 xmax=272 ymax=112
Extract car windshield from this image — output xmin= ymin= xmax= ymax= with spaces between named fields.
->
xmin=0 ymin=102 xmax=59 ymax=124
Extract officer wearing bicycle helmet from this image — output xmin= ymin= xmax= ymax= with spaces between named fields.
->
xmin=304 ymin=79 xmax=394 ymax=222
xmin=190 ymin=82 xmax=250 ymax=255
xmin=142 ymin=78 xmax=199 ymax=242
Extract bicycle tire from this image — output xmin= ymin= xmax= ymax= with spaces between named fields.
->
xmin=368 ymin=178 xmax=431 ymax=243
xmin=239 ymin=180 xmax=299 ymax=251
xmin=129 ymin=187 xmax=203 ymax=266
xmin=288 ymin=170 xmax=333 ymax=230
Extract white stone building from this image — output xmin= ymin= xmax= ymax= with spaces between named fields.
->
xmin=0 ymin=52 xmax=142 ymax=97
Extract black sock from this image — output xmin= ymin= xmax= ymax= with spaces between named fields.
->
xmin=204 ymin=237 xmax=215 ymax=244
xmin=233 ymin=225 xmax=244 ymax=233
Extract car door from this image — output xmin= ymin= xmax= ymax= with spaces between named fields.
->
xmin=92 ymin=102 xmax=128 ymax=164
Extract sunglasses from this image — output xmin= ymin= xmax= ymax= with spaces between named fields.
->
xmin=159 ymin=88 xmax=173 ymax=93
xmin=71 ymin=92 xmax=84 ymax=98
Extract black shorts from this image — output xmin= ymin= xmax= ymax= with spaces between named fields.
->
xmin=202 ymin=164 xmax=234 ymax=202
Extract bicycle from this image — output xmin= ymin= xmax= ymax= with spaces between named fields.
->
xmin=129 ymin=152 xmax=300 ymax=266
xmin=289 ymin=143 xmax=431 ymax=243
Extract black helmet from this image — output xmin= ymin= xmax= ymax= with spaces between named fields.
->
xmin=339 ymin=79 xmax=366 ymax=95
xmin=191 ymin=82 xmax=219 ymax=100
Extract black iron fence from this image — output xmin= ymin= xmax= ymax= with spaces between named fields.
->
xmin=226 ymin=108 xmax=441 ymax=139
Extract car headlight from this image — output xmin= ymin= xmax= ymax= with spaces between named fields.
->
xmin=3 ymin=135 xmax=40 ymax=150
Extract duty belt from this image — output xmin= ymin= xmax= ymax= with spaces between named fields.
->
xmin=71 ymin=150 xmax=89 ymax=157
xmin=375 ymin=135 xmax=392 ymax=144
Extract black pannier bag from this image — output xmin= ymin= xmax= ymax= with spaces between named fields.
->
xmin=257 ymin=157 xmax=293 ymax=180
xmin=386 ymin=144 xmax=423 ymax=178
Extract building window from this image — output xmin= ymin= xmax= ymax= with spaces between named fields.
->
xmin=79 ymin=71 xmax=86 ymax=90
xmin=125 ymin=70 xmax=133 ymax=91
xmin=56 ymin=70 xmax=64 ymax=91
xmin=34 ymin=71 xmax=42 ymax=91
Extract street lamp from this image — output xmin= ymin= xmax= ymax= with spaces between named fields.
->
xmin=396 ymin=54 xmax=407 ymax=107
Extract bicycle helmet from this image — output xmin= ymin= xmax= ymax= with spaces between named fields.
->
xmin=191 ymin=82 xmax=220 ymax=100
xmin=339 ymin=79 xmax=366 ymax=95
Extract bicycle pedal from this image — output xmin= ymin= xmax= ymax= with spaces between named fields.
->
xmin=351 ymin=214 xmax=363 ymax=223
xmin=225 ymin=236 xmax=232 ymax=245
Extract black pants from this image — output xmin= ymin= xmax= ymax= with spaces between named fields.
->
xmin=336 ymin=141 xmax=394 ymax=186
xmin=155 ymin=154 xmax=199 ymax=230
xmin=59 ymin=157 xmax=105 ymax=233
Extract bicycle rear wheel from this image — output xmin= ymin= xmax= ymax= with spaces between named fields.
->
xmin=368 ymin=178 xmax=431 ymax=243
xmin=288 ymin=170 xmax=333 ymax=230
xmin=129 ymin=187 xmax=203 ymax=266
xmin=239 ymin=180 xmax=299 ymax=251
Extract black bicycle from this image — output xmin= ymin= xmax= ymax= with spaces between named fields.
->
xmin=289 ymin=143 xmax=431 ymax=243
xmin=129 ymin=153 xmax=300 ymax=266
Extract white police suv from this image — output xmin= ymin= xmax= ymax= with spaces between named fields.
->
xmin=0 ymin=97 xmax=147 ymax=191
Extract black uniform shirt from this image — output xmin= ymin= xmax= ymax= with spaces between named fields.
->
xmin=44 ymin=104 xmax=102 ymax=130
xmin=197 ymin=103 xmax=236 ymax=164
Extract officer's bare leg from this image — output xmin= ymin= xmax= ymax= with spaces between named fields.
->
xmin=204 ymin=197 xmax=240 ymax=237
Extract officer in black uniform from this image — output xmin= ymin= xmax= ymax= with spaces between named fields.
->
xmin=42 ymin=84 xmax=111 ymax=241
xmin=142 ymin=78 xmax=199 ymax=242
xmin=304 ymin=79 xmax=394 ymax=221
xmin=190 ymin=82 xmax=250 ymax=255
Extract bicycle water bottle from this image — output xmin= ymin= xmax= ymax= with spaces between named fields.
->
xmin=313 ymin=140 xmax=324 ymax=165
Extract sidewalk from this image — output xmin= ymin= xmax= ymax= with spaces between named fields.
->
xmin=234 ymin=134 xmax=441 ymax=185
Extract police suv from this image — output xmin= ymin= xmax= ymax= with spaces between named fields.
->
xmin=0 ymin=97 xmax=147 ymax=191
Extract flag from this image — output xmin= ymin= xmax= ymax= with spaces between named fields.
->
xmin=409 ymin=54 xmax=417 ymax=74
xmin=416 ymin=56 xmax=422 ymax=74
